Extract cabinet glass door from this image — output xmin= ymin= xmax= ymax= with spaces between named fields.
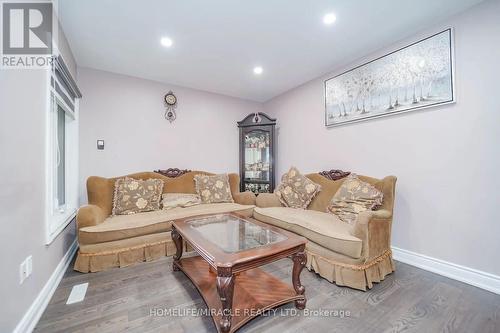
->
xmin=238 ymin=112 xmax=276 ymax=194
xmin=244 ymin=131 xmax=270 ymax=193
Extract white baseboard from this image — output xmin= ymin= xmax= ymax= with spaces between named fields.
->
xmin=13 ymin=239 xmax=78 ymax=333
xmin=392 ymin=246 xmax=500 ymax=295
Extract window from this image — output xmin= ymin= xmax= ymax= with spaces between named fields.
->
xmin=56 ymin=105 xmax=66 ymax=208
xmin=46 ymin=55 xmax=82 ymax=244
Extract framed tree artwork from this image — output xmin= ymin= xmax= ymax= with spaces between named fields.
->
xmin=325 ymin=29 xmax=455 ymax=127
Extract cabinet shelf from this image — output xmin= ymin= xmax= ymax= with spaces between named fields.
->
xmin=244 ymin=179 xmax=271 ymax=184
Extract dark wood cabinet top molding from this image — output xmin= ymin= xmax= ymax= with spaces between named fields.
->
xmin=319 ymin=169 xmax=350 ymax=181
xmin=237 ymin=112 xmax=276 ymax=127
xmin=154 ymin=168 xmax=191 ymax=178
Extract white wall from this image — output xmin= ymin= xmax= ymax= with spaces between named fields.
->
xmin=0 ymin=22 xmax=77 ymax=333
xmin=264 ymin=0 xmax=500 ymax=276
xmin=78 ymin=68 xmax=262 ymax=203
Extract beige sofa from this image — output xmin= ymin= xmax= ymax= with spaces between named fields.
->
xmin=253 ymin=173 xmax=397 ymax=291
xmin=74 ymin=171 xmax=256 ymax=273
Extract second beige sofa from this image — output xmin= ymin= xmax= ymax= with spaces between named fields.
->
xmin=253 ymin=173 xmax=397 ymax=291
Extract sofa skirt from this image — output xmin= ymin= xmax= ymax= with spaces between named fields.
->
xmin=74 ymin=232 xmax=176 ymax=273
xmin=74 ymin=231 xmax=395 ymax=290
xmin=305 ymin=241 xmax=395 ymax=291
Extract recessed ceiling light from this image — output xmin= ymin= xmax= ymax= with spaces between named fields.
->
xmin=160 ymin=37 xmax=173 ymax=47
xmin=253 ymin=66 xmax=263 ymax=75
xmin=323 ymin=13 xmax=337 ymax=25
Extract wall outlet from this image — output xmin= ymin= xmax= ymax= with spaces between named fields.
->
xmin=26 ymin=255 xmax=33 ymax=276
xmin=19 ymin=261 xmax=27 ymax=284
xmin=19 ymin=255 xmax=33 ymax=284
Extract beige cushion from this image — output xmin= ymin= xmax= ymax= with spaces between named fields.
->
xmin=275 ymin=167 xmax=321 ymax=209
xmin=112 ymin=177 xmax=164 ymax=215
xmin=162 ymin=193 xmax=201 ymax=210
xmin=253 ymin=207 xmax=362 ymax=259
xmin=194 ymin=174 xmax=234 ymax=203
xmin=327 ymin=174 xmax=384 ymax=225
xmin=79 ymin=203 xmax=254 ymax=245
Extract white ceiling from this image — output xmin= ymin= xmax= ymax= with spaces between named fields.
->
xmin=59 ymin=0 xmax=483 ymax=102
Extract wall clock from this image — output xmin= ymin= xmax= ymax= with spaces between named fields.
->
xmin=164 ymin=91 xmax=178 ymax=122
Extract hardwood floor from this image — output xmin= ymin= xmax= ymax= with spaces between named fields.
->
xmin=34 ymin=255 xmax=500 ymax=333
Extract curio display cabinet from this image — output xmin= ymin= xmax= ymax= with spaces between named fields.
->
xmin=237 ymin=112 xmax=276 ymax=194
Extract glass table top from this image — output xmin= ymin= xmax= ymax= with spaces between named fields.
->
xmin=186 ymin=214 xmax=287 ymax=253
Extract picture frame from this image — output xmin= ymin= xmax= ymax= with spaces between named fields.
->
xmin=324 ymin=28 xmax=455 ymax=127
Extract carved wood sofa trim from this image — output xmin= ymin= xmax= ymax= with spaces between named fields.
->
xmin=318 ymin=169 xmax=351 ymax=181
xmin=154 ymin=168 xmax=192 ymax=178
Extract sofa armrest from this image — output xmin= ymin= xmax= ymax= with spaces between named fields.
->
xmin=351 ymin=209 xmax=392 ymax=262
xmin=76 ymin=204 xmax=107 ymax=230
xmin=233 ymin=191 xmax=256 ymax=205
xmin=255 ymin=193 xmax=283 ymax=208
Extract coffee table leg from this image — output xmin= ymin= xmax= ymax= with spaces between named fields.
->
xmin=216 ymin=268 xmax=234 ymax=333
xmin=171 ymin=226 xmax=183 ymax=271
xmin=291 ymin=250 xmax=307 ymax=309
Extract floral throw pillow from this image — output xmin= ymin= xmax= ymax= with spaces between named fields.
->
xmin=162 ymin=193 xmax=201 ymax=210
xmin=326 ymin=174 xmax=383 ymax=225
xmin=112 ymin=177 xmax=164 ymax=215
xmin=194 ymin=174 xmax=234 ymax=204
xmin=275 ymin=167 xmax=321 ymax=209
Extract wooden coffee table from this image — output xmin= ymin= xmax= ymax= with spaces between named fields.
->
xmin=171 ymin=213 xmax=307 ymax=333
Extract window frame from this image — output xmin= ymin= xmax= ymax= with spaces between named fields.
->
xmin=45 ymin=54 xmax=81 ymax=244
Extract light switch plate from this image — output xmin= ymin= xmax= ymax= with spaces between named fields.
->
xmin=97 ymin=140 xmax=105 ymax=150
